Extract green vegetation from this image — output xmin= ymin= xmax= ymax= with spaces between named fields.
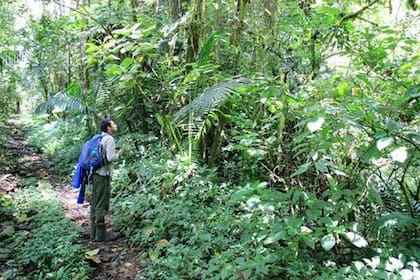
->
xmin=0 ymin=182 xmax=90 ymax=279
xmin=0 ymin=0 xmax=418 ymax=279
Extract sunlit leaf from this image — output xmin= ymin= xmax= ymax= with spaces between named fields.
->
xmin=321 ymin=234 xmax=336 ymax=251
xmin=342 ymin=232 xmax=368 ymax=248
xmin=85 ymin=43 xmax=100 ymax=53
xmin=149 ymin=250 xmax=159 ymax=262
xmin=156 ymin=239 xmax=171 ymax=248
xmin=376 ymin=137 xmax=393 ymax=151
xmin=353 ymin=261 xmax=365 ymax=271
xmin=363 ymin=256 xmax=380 ymax=269
xmin=400 ymin=269 xmax=415 ymax=279
xmin=85 ymin=248 xmax=100 ymax=256
xmin=307 ymin=117 xmax=325 ymax=132
xmin=74 ymin=19 xmax=86 ymax=29
xmin=106 ymin=64 xmax=122 ymax=77
xmin=85 ymin=255 xmax=101 ymax=263
xmin=390 ymin=147 xmax=408 ymax=163
xmin=85 ymin=249 xmax=101 ymax=263
xmin=17 ymin=214 xmax=27 ymax=223
xmin=385 ymin=257 xmax=404 ymax=272
xmin=122 ymin=57 xmax=135 ymax=69
xmin=300 ymin=226 xmax=313 ymax=234
xmin=337 ymin=81 xmax=349 ymax=96
xmin=264 ymin=230 xmax=286 ymax=245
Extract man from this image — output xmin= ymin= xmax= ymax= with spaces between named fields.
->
xmin=91 ymin=119 xmax=123 ymax=242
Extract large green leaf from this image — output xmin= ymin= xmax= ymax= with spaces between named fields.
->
xmin=291 ymin=162 xmax=311 ymax=177
xmin=197 ymin=29 xmax=228 ymax=66
xmin=342 ymin=232 xmax=368 ymax=248
xmin=321 ymin=234 xmax=336 ymax=251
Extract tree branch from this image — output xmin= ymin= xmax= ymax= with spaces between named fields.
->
xmin=356 ymin=16 xmax=379 ymax=26
xmin=339 ymin=0 xmax=382 ymax=24
xmin=50 ymin=0 xmax=114 ymax=38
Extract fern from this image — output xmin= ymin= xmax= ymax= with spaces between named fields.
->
xmin=173 ymin=80 xmax=241 ymax=125
xmin=368 ymin=212 xmax=419 ymax=239
xmin=35 ymin=91 xmax=86 ymax=114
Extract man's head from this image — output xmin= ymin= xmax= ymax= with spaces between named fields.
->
xmin=101 ymin=119 xmax=118 ymax=134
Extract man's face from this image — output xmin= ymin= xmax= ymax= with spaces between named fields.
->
xmin=108 ymin=121 xmax=118 ymax=133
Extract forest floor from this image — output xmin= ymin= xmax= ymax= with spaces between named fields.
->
xmin=0 ymin=118 xmax=143 ymax=279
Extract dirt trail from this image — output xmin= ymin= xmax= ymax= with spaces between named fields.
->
xmin=0 ymin=119 xmax=143 ymax=279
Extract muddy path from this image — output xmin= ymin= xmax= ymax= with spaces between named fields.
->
xmin=0 ymin=119 xmax=144 ymax=279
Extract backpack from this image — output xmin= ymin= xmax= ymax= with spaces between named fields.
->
xmin=72 ymin=134 xmax=105 ymax=204
xmin=80 ymin=134 xmax=105 ymax=171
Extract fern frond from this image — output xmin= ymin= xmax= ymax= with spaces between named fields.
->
xmin=173 ymin=80 xmax=241 ymax=124
xmin=368 ymin=212 xmax=419 ymax=238
xmin=35 ymin=91 xmax=86 ymax=114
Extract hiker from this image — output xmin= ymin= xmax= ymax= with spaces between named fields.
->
xmin=91 ymin=119 xmax=123 ymax=242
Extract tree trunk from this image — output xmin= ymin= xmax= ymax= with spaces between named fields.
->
xmin=186 ymin=0 xmax=204 ymax=63
xmin=130 ymin=0 xmax=140 ymax=21
xmin=231 ymin=0 xmax=250 ymax=72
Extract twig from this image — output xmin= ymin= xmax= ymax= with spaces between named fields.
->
xmin=356 ymin=16 xmax=379 ymax=26
xmin=325 ymin=0 xmax=381 ymax=46
xmin=50 ymin=0 xmax=114 ymax=38
xmin=398 ymin=155 xmax=415 ymax=217
xmin=339 ymin=0 xmax=382 ymax=24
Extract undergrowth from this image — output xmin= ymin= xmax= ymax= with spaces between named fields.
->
xmin=18 ymin=116 xmax=419 ymax=279
xmin=0 ymin=182 xmax=91 ymax=280
xmin=111 ymin=146 xmax=419 ymax=279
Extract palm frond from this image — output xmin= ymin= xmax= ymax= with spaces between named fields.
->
xmin=173 ymin=80 xmax=241 ymax=124
xmin=35 ymin=91 xmax=86 ymax=114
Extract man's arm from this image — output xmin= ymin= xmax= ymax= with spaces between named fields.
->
xmin=104 ymin=137 xmax=119 ymax=162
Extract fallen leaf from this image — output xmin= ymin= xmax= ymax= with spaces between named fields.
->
xmin=85 ymin=248 xmax=100 ymax=256
xmin=144 ymin=226 xmax=153 ymax=237
xmin=156 ymin=239 xmax=171 ymax=248
xmin=17 ymin=214 xmax=27 ymax=223
xmin=85 ymin=255 xmax=101 ymax=264
xmin=39 ymin=169 xmax=49 ymax=178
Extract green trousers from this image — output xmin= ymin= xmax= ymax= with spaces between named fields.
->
xmin=90 ymin=174 xmax=110 ymax=241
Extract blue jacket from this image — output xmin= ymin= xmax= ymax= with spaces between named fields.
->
xmin=72 ymin=153 xmax=89 ymax=204
xmin=72 ymin=155 xmax=84 ymax=189
xmin=73 ymin=134 xmax=105 ymax=204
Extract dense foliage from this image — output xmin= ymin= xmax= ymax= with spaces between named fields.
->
xmin=1 ymin=0 xmax=419 ymax=279
xmin=0 ymin=181 xmax=90 ymax=279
